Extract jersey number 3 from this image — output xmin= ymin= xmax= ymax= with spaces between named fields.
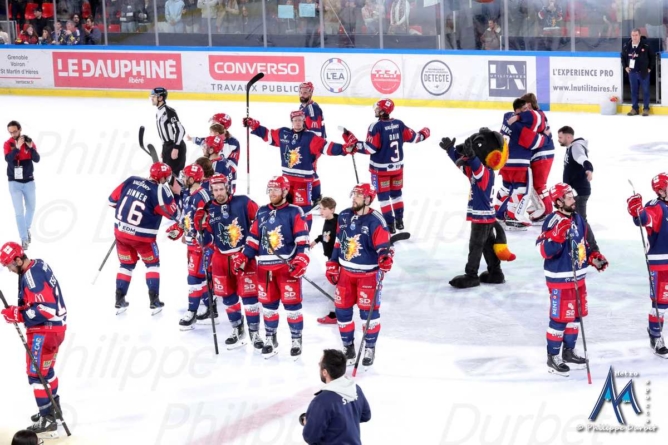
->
xmin=389 ymin=140 xmax=400 ymax=163
xmin=117 ymin=197 xmax=146 ymax=225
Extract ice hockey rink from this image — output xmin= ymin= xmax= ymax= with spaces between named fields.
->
xmin=0 ymin=95 xmax=666 ymax=445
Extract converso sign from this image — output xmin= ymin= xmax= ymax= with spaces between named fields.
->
xmin=52 ymin=52 xmax=183 ymax=89
xmin=208 ymin=55 xmax=305 ymax=82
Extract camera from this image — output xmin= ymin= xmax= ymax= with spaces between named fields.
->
xmin=23 ymin=135 xmax=32 ymax=143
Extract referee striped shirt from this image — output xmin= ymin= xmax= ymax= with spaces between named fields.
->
xmin=155 ymin=104 xmax=186 ymax=146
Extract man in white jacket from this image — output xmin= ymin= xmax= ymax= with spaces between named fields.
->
xmin=165 ymin=0 xmax=185 ymax=32
xmin=198 ymin=0 xmax=218 ymax=33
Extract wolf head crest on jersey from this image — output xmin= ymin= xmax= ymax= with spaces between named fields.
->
xmin=341 ymin=232 xmax=363 ymax=262
xmin=285 ymin=147 xmax=302 ymax=169
xmin=220 ymin=217 xmax=244 ymax=248
xmin=263 ymin=226 xmax=285 ymax=253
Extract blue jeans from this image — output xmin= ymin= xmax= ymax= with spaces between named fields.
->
xmin=8 ymin=180 xmax=36 ymax=242
xmin=629 ymin=70 xmax=650 ymax=111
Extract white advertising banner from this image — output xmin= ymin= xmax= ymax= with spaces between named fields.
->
xmin=0 ymin=49 xmax=53 ymax=87
xmin=548 ymin=56 xmax=623 ymax=104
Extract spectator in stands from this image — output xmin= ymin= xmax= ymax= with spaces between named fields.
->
xmin=481 ymin=18 xmax=501 ymax=50
xmin=119 ymin=0 xmax=138 ymax=32
xmin=220 ymin=0 xmax=240 ymax=34
xmin=538 ymin=0 xmax=562 ymax=50
xmin=601 ymin=0 xmax=620 ymax=39
xmin=11 ymin=0 xmax=28 ymax=30
xmin=340 ymin=0 xmax=359 ymax=42
xmin=361 ymin=0 xmax=379 ymax=34
xmin=72 ymin=12 xmax=83 ymax=34
xmin=17 ymin=25 xmax=40 ymax=44
xmin=39 ymin=26 xmax=54 ymax=44
xmin=84 ymin=16 xmax=102 ymax=43
xmin=53 ymin=21 xmax=65 ymax=43
xmin=90 ymin=0 xmax=101 ymax=21
xmin=62 ymin=19 xmax=81 ymax=43
xmin=165 ymin=0 xmax=186 ymax=32
xmin=57 ymin=0 xmax=72 ymax=22
xmin=622 ymin=28 xmax=655 ymax=116
xmin=323 ymin=0 xmax=341 ymax=36
xmin=388 ymin=0 xmax=409 ymax=35
xmin=0 ymin=25 xmax=10 ymax=44
xmin=137 ymin=0 xmax=152 ymax=32
xmin=31 ymin=8 xmax=49 ymax=36
xmin=240 ymin=4 xmax=250 ymax=33
xmin=300 ymin=0 xmax=319 ymax=46
xmin=198 ymin=0 xmax=217 ymax=33
xmin=182 ymin=0 xmax=201 ymax=33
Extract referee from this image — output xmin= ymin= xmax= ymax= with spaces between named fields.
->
xmin=151 ymin=87 xmax=187 ymax=178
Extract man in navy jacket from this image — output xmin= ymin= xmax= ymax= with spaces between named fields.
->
xmin=301 ymin=349 xmax=371 ymax=444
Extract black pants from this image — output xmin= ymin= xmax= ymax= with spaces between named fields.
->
xmin=576 ymin=194 xmax=589 ymax=222
xmin=11 ymin=1 xmax=26 ymax=28
xmin=465 ymin=222 xmax=501 ymax=277
xmin=161 ymin=141 xmax=187 ymax=179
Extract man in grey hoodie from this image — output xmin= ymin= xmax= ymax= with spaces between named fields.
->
xmin=558 ymin=126 xmax=593 ymax=221
xmin=301 ymin=349 xmax=371 ymax=444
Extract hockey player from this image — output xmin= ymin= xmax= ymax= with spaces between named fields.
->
xmin=165 ymin=163 xmax=213 ymax=330
xmin=243 ymin=111 xmax=355 ymax=229
xmin=325 ymin=184 xmax=392 ymax=367
xmin=626 ymin=173 xmax=668 ymax=357
xmin=108 ymin=162 xmax=179 ymax=314
xmin=536 ymin=183 xmax=608 ymax=377
xmin=1 ymin=242 xmax=67 ymax=437
xmin=195 ymin=173 xmax=263 ymax=350
xmin=187 ymin=113 xmax=240 ymax=190
xmin=440 ymin=129 xmax=516 ymax=289
xmin=151 ymin=87 xmax=187 ymax=179
xmin=298 ymin=82 xmax=326 ymax=205
xmin=496 ymin=98 xmax=548 ymax=230
xmin=519 ymin=93 xmax=555 ymax=223
xmin=231 ymin=176 xmax=310 ymax=359
xmin=344 ymin=98 xmax=430 ymax=234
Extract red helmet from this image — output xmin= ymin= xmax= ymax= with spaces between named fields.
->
xmin=210 ymin=113 xmax=232 ymax=129
xmin=1 ymin=241 xmax=24 ymax=267
xmin=290 ymin=110 xmax=305 ymax=121
xmin=299 ymin=82 xmax=314 ymax=94
xmin=549 ymin=183 xmax=575 ymax=205
xmin=149 ymin=162 xmax=172 ymax=182
xmin=351 ymin=183 xmax=377 ymax=204
xmin=205 ymin=135 xmax=224 ymax=154
xmin=374 ymin=98 xmax=394 ymax=116
xmin=651 ymin=173 xmax=668 ymax=194
xmin=209 ymin=173 xmax=229 ymax=188
xmin=267 ymin=175 xmax=290 ymax=193
xmin=183 ymin=164 xmax=204 ymax=183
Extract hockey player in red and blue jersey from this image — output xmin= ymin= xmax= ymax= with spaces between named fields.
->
xmin=108 ymin=162 xmax=179 ymax=314
xmin=299 ymin=82 xmax=326 ymax=205
xmin=200 ymin=135 xmax=237 ymax=195
xmin=195 ymin=174 xmax=263 ymax=350
xmin=496 ymin=98 xmax=548 ymax=230
xmin=627 ymin=172 xmax=668 ymax=358
xmin=344 ymin=98 xmax=430 ymax=234
xmin=325 ymin=183 xmax=392 ymax=368
xmin=440 ymin=129 xmax=516 ymax=289
xmin=164 ymin=163 xmax=213 ymax=330
xmin=536 ymin=183 xmax=608 ymax=377
xmin=244 ymin=111 xmax=355 ymax=230
xmin=231 ymin=176 xmax=311 ymax=359
xmin=1 ymin=242 xmax=67 ymax=437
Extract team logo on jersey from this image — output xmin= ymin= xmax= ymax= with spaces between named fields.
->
xmin=341 ymin=232 xmax=362 ymax=262
xmin=284 ymin=146 xmax=302 ymax=169
xmin=263 ymin=226 xmax=285 ymax=253
xmin=576 ymin=240 xmax=586 ymax=268
xmin=184 ymin=212 xmax=193 ymax=232
xmin=219 ymin=217 xmax=244 ymax=248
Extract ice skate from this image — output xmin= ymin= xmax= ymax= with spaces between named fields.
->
xmin=344 ymin=343 xmax=356 ymax=366
xmin=362 ymin=346 xmax=375 ymax=368
xmin=225 ymin=322 xmax=248 ymax=350
xmin=31 ymin=395 xmax=60 ymax=423
xmin=196 ymin=303 xmax=219 ymax=324
xmin=291 ymin=337 xmax=303 ymax=360
xmin=547 ymin=353 xmax=570 ymax=377
xmin=262 ymin=334 xmax=278 ymax=359
xmin=250 ymin=330 xmax=264 ymax=351
xmin=27 ymin=414 xmax=58 ymax=439
xmin=395 ymin=218 xmax=404 ymax=231
xmin=179 ymin=310 xmax=197 ymax=331
xmin=562 ymin=348 xmax=587 ymax=370
xmin=115 ymin=290 xmax=129 ymax=315
xmin=149 ymin=290 xmax=164 ymax=315
xmin=649 ymin=329 xmax=668 ymax=358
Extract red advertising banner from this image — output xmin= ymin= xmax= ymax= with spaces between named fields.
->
xmin=52 ymin=52 xmax=183 ymax=89
xmin=208 ymin=55 xmax=305 ymax=82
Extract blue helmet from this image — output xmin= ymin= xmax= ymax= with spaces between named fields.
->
xmin=150 ymin=87 xmax=168 ymax=100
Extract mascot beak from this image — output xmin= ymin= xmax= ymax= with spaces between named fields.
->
xmin=485 ymin=136 xmax=509 ymax=171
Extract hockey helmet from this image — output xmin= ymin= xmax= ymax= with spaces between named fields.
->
xmin=651 ymin=173 xmax=668 ymax=195
xmin=374 ymin=99 xmax=394 ymax=117
xmin=183 ymin=164 xmax=204 ymax=183
xmin=0 ymin=241 xmax=24 ymax=267
xmin=299 ymin=82 xmax=314 ymax=94
xmin=351 ymin=183 xmax=377 ymax=205
xmin=150 ymin=87 xmax=168 ymax=100
xmin=210 ymin=113 xmax=232 ymax=130
xmin=290 ymin=110 xmax=305 ymax=121
xmin=205 ymin=135 xmax=224 ymax=154
xmin=149 ymin=162 xmax=172 ymax=182
xmin=267 ymin=176 xmax=290 ymax=194
xmin=549 ymin=183 xmax=576 ymax=205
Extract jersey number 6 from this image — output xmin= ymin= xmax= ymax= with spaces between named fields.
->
xmin=117 ymin=197 xmax=146 ymax=226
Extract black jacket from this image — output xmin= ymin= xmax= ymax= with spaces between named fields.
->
xmin=315 ymin=214 xmax=338 ymax=259
xmin=562 ymin=137 xmax=593 ymax=197
xmin=622 ymin=36 xmax=655 ymax=78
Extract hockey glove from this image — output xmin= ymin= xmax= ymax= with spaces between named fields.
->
xmin=166 ymin=223 xmax=184 ymax=241
xmin=418 ymin=128 xmax=430 ymax=142
xmin=326 ymin=261 xmax=341 ymax=285
xmin=230 ymin=252 xmax=248 ymax=275
xmin=439 ymin=137 xmax=456 ymax=151
xmin=1 ymin=306 xmax=23 ymax=324
xmin=546 ymin=218 xmax=571 ymax=244
xmin=242 ymin=117 xmax=260 ymax=131
xmin=627 ymin=194 xmax=644 ymax=217
xmin=289 ymin=253 xmax=309 ymax=279
xmin=193 ymin=208 xmax=209 ymax=233
xmin=342 ymin=131 xmax=358 ymax=145
xmin=588 ymin=251 xmax=609 ymax=272
xmin=344 ymin=142 xmax=360 ymax=155
xmin=378 ymin=249 xmax=394 ymax=272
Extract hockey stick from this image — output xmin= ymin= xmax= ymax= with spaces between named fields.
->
xmin=352 ymin=269 xmax=384 ymax=377
xmin=139 ymin=125 xmax=160 ymax=163
xmin=338 ymin=126 xmax=360 ymax=183
xmin=197 ymin=207 xmax=219 ymax=355
xmin=628 ymin=179 xmax=663 ymax=334
xmin=91 ymin=240 xmax=116 ymax=285
xmin=0 ymin=290 xmax=72 ymax=436
xmin=246 ymin=72 xmax=265 ymax=196
xmin=568 ymin=230 xmax=592 ymax=385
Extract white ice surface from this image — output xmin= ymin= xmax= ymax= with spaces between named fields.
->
xmin=0 ymin=96 xmax=667 ymax=445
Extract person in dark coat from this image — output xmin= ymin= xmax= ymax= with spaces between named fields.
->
xmin=622 ymin=28 xmax=655 ymax=116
